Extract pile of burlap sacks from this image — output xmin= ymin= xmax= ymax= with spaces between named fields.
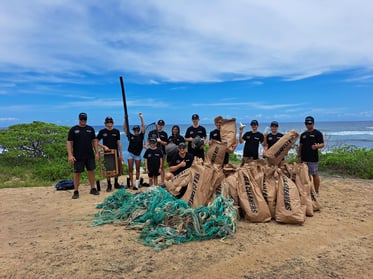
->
xmin=165 ymin=118 xmax=321 ymax=225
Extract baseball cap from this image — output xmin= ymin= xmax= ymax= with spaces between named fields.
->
xmin=250 ymin=120 xmax=259 ymax=126
xmin=178 ymin=142 xmax=186 ymax=149
xmin=192 ymin=114 xmax=199 ymax=120
xmin=132 ymin=125 xmax=140 ymax=130
xmin=305 ymin=116 xmax=314 ymax=124
xmin=105 ymin=116 xmax=113 ymax=123
xmin=157 ymin=120 xmax=165 ymax=126
xmin=270 ymin=121 xmax=279 ymax=127
xmin=149 ymin=137 xmax=157 ymax=144
xmin=79 ymin=112 xmax=87 ymax=120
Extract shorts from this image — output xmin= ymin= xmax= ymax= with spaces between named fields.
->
xmin=74 ymin=158 xmax=96 ymax=173
xmin=305 ymin=162 xmax=318 ymax=175
xmin=128 ymin=152 xmax=142 ymax=161
xmin=148 ymin=171 xmax=160 ymax=178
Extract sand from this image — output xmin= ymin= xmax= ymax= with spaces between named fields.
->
xmin=1 ymin=174 xmax=372 ymax=279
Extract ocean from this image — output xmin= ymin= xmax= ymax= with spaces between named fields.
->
xmin=93 ymin=121 xmax=373 ymax=159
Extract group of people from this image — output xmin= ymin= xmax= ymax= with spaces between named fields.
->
xmin=67 ymin=112 xmax=324 ymax=200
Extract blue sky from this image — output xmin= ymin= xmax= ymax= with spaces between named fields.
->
xmin=1 ymin=1 xmax=373 ymax=127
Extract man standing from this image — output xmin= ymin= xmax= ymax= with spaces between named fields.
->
xmin=239 ymin=119 xmax=264 ymax=161
xmin=97 ymin=116 xmax=123 ymax=191
xmin=298 ymin=116 xmax=324 ymax=194
xmin=67 ymin=112 xmax=100 ymax=199
xmin=209 ymin=115 xmax=238 ymax=165
xmin=185 ymin=114 xmax=207 ymax=160
xmin=263 ymin=121 xmax=284 ymax=166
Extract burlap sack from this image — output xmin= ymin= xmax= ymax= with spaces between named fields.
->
xmin=283 ymin=162 xmax=314 ymax=216
xmin=243 ymin=159 xmax=266 ymax=190
xmin=266 ymin=130 xmax=299 ymax=166
xmin=275 ymin=174 xmax=306 ymax=224
xmin=181 ymin=161 xmax=224 ymax=208
xmin=262 ymin=165 xmax=280 ymax=219
xmin=237 ymin=167 xmax=271 ymax=223
xmin=310 ymin=183 xmax=321 ymax=212
xmin=220 ymin=118 xmax=237 ymax=149
xmin=164 ymin=168 xmax=192 ymax=196
xmin=205 ymin=141 xmax=227 ymax=168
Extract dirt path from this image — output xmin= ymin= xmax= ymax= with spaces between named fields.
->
xmin=1 ymin=176 xmax=372 ymax=279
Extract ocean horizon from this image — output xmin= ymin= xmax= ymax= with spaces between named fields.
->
xmin=1 ymin=120 xmax=372 ymax=158
xmin=93 ymin=120 xmax=373 ymax=159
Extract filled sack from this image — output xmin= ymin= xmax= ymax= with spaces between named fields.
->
xmin=266 ymin=130 xmax=299 ymax=166
xmin=237 ymin=167 xmax=271 ymax=223
xmin=205 ymin=141 xmax=227 ymax=168
xmin=275 ymin=174 xmax=306 ymax=224
xmin=55 ymin=179 xmax=74 ymax=191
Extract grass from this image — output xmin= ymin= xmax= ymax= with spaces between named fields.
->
xmin=0 ymin=145 xmax=372 ymax=188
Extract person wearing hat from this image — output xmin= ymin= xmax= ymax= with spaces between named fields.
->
xmin=209 ymin=115 xmax=238 ymax=165
xmin=97 ymin=116 xmax=124 ymax=191
xmin=239 ymin=119 xmax=264 ymax=161
xmin=263 ymin=121 xmax=284 ymax=165
xmin=143 ymin=136 xmax=163 ymax=186
xmin=168 ymin=142 xmax=194 ymax=177
xmin=185 ymin=113 xmax=207 ymax=160
xmin=298 ymin=116 xmax=324 ymax=194
xmin=146 ymin=119 xmax=168 ymax=186
xmin=67 ymin=112 xmax=100 ymax=199
xmin=123 ymin=112 xmax=146 ymax=190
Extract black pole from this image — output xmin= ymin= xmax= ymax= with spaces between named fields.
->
xmin=119 ymin=76 xmax=129 ymax=132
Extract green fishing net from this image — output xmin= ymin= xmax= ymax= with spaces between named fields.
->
xmin=92 ymin=186 xmax=237 ymax=251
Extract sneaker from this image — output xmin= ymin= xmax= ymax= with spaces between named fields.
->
xmin=106 ymin=184 xmax=112 ymax=192
xmin=72 ymin=190 xmax=79 ymax=199
xmin=90 ymin=188 xmax=100 ymax=195
xmin=133 ymin=186 xmax=139 ymax=190
xmin=114 ymin=183 xmax=124 ymax=189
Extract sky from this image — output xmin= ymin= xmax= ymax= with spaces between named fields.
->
xmin=1 ymin=0 xmax=373 ymax=128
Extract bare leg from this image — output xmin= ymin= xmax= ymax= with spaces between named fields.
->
xmin=73 ymin=173 xmax=81 ymax=191
xmin=128 ymin=158 xmax=134 ymax=187
xmin=313 ymin=174 xmax=320 ymax=193
xmin=135 ymin=159 xmax=141 ymax=180
xmin=87 ymin=170 xmax=95 ymax=189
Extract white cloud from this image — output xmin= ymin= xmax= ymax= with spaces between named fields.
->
xmin=1 ymin=1 xmax=373 ymax=84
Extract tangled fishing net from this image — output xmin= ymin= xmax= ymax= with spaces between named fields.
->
xmin=92 ymin=186 xmax=237 ymax=251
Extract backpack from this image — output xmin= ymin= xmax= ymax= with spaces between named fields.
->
xmin=55 ymin=179 xmax=74 ymax=191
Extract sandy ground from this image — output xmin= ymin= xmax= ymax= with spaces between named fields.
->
xmin=1 ymin=174 xmax=372 ymax=279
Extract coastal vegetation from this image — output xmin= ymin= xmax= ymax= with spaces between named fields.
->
xmin=0 ymin=122 xmax=372 ymax=188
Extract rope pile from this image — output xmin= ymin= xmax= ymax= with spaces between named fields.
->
xmin=92 ymin=186 xmax=237 ymax=251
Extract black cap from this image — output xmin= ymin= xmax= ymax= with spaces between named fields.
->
xmin=132 ymin=125 xmax=140 ymax=130
xmin=149 ymin=137 xmax=157 ymax=143
xmin=178 ymin=142 xmax=186 ymax=148
xmin=250 ymin=120 xmax=259 ymax=126
xmin=105 ymin=116 xmax=113 ymax=123
xmin=270 ymin=121 xmax=279 ymax=127
xmin=192 ymin=114 xmax=199 ymax=120
xmin=305 ymin=116 xmax=314 ymax=124
xmin=157 ymin=120 xmax=165 ymax=126
xmin=79 ymin=112 xmax=87 ymax=120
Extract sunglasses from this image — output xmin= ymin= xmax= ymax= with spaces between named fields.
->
xmin=79 ymin=118 xmax=87 ymax=121
xmin=305 ymin=122 xmax=313 ymax=125
xmin=105 ymin=121 xmax=113 ymax=124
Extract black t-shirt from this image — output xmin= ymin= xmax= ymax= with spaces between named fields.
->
xmin=127 ymin=132 xmax=144 ymax=156
xmin=185 ymin=125 xmax=207 ymax=158
xmin=168 ymin=134 xmax=185 ymax=146
xmin=242 ymin=131 xmax=264 ymax=159
xmin=169 ymin=152 xmax=194 ymax=176
xmin=97 ymin=128 xmax=120 ymax=150
xmin=209 ymin=128 xmax=229 ymax=164
xmin=300 ymin=129 xmax=324 ymax=162
xmin=148 ymin=129 xmax=168 ymax=154
xmin=143 ymin=147 xmax=163 ymax=172
xmin=67 ymin=125 xmax=96 ymax=160
xmin=266 ymin=132 xmax=284 ymax=149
